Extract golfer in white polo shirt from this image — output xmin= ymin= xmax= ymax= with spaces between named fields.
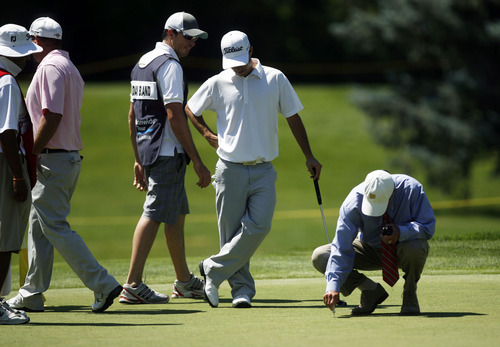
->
xmin=186 ymin=30 xmax=322 ymax=308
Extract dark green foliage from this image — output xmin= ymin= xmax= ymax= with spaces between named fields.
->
xmin=330 ymin=0 xmax=500 ymax=197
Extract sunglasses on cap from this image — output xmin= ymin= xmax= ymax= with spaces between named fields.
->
xmin=176 ymin=30 xmax=197 ymax=41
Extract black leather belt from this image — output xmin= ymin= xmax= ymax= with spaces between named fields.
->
xmin=41 ymin=148 xmax=77 ymax=154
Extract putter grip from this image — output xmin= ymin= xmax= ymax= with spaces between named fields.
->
xmin=314 ymin=179 xmax=322 ymax=205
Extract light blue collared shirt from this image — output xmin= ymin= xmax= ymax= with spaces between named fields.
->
xmin=325 ymin=174 xmax=435 ymax=293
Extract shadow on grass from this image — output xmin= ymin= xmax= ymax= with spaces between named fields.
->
xmin=334 ymin=307 xmax=487 ymax=319
xmin=309 ymin=302 xmax=488 ymax=318
xmin=214 ymin=298 xmax=326 ymax=309
xmin=28 ymin=322 xmax=181 ymax=326
xmin=106 ymin=309 xmax=203 ymax=315
xmin=44 ymin=305 xmax=202 ymax=315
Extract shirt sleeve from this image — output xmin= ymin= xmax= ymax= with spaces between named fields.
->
xmin=397 ymin=183 xmax=436 ymax=241
xmin=186 ymin=78 xmax=215 ymax=116
xmin=156 ymin=60 xmax=184 ymax=105
xmin=325 ymin=200 xmax=360 ymax=293
xmin=39 ymin=64 xmax=65 ymax=115
xmin=277 ymin=73 xmax=303 ymax=118
xmin=0 ymin=78 xmax=22 ymax=134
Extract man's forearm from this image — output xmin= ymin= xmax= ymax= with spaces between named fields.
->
xmin=185 ymin=105 xmax=215 ymax=139
xmin=286 ymin=114 xmax=314 ymax=159
xmin=167 ymin=103 xmax=203 ymax=164
xmin=32 ymin=111 xmax=62 ymax=155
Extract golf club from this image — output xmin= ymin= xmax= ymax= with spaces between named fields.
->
xmin=313 ymin=177 xmax=330 ymax=243
xmin=313 ymin=175 xmax=348 ymax=309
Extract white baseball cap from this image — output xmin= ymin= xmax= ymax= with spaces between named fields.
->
xmin=0 ymin=24 xmax=43 ymax=58
xmin=221 ymin=30 xmax=250 ymax=69
xmin=361 ymin=170 xmax=395 ymax=217
xmin=29 ymin=17 xmax=63 ymax=40
xmin=165 ymin=12 xmax=208 ymax=39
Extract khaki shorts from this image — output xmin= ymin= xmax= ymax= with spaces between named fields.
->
xmin=142 ymin=154 xmax=189 ymax=225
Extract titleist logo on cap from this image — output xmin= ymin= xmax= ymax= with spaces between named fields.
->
xmin=223 ymin=46 xmax=243 ymax=54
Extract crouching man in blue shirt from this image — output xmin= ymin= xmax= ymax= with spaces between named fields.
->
xmin=312 ymin=170 xmax=435 ymax=316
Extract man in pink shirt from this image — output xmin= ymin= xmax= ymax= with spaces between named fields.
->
xmin=7 ymin=17 xmax=122 ymax=314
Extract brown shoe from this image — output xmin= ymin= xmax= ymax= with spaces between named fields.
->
xmin=400 ymin=291 xmax=420 ymax=315
xmin=351 ymin=283 xmax=388 ymax=315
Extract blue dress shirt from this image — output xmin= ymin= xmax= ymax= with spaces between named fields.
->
xmin=325 ymin=174 xmax=436 ymax=293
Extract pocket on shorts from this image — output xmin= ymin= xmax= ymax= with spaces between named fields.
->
xmin=176 ymin=154 xmax=186 ymax=172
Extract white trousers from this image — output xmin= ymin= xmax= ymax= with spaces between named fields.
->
xmin=18 ymin=152 xmax=119 ymax=307
xmin=204 ymin=159 xmax=277 ymax=299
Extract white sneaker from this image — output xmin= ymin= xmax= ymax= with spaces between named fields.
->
xmin=1 ymin=297 xmax=27 ymax=316
xmin=232 ymin=294 xmax=252 ymax=308
xmin=199 ymin=260 xmax=219 ymax=307
xmin=119 ymin=283 xmax=169 ymax=304
xmin=0 ymin=302 xmax=30 ymax=325
xmin=172 ymin=273 xmax=204 ymax=298
xmin=6 ymin=293 xmax=44 ymax=312
xmin=92 ymin=285 xmax=123 ymax=313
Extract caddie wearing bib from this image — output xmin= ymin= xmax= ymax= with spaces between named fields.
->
xmin=0 ymin=23 xmax=41 ymax=325
xmin=186 ymin=30 xmax=323 ymax=308
xmin=120 ymin=12 xmax=211 ymax=304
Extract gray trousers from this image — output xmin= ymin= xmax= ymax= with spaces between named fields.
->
xmin=204 ymin=159 xmax=277 ymax=299
xmin=312 ymin=238 xmax=429 ymax=295
xmin=18 ymin=152 xmax=119 ymax=308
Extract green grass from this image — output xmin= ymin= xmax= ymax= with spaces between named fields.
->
xmin=50 ymin=82 xmax=500 ymax=261
xmin=7 ymin=237 xmax=500 ymax=293
xmin=4 ymin=83 xmax=499 ymax=345
xmin=3 ymin=275 xmax=500 ymax=346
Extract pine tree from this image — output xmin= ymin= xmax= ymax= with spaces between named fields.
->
xmin=330 ymin=0 xmax=500 ymax=197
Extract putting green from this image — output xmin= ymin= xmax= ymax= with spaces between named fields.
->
xmin=3 ymin=275 xmax=498 ymax=346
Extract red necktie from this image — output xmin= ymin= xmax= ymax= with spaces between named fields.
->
xmin=381 ymin=212 xmax=399 ymax=287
